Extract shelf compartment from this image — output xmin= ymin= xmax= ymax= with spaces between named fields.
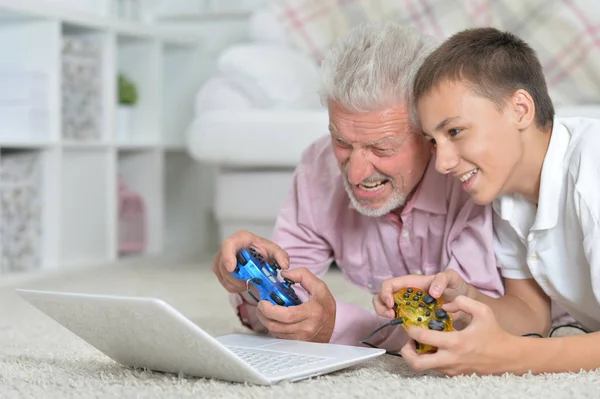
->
xmin=116 ymin=35 xmax=160 ymax=146
xmin=61 ymin=23 xmax=111 ymax=143
xmin=0 ymin=1 xmax=198 ymax=45
xmin=0 ymin=148 xmax=43 ymax=274
xmin=117 ymin=149 xmax=162 ymax=256
xmin=0 ymin=20 xmax=60 ymax=143
xmin=59 ymin=148 xmax=113 ymax=266
xmin=117 ymin=174 xmax=146 ymax=254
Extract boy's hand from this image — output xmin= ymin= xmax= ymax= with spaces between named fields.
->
xmin=400 ymin=295 xmax=518 ymax=376
xmin=372 ymin=270 xmax=472 ymax=320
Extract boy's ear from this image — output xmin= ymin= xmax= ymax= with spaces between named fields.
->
xmin=511 ymin=89 xmax=535 ymax=129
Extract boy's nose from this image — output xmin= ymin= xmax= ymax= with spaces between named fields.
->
xmin=434 ymin=142 xmax=459 ymax=175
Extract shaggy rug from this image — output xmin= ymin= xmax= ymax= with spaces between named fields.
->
xmin=0 ymin=259 xmax=598 ymax=398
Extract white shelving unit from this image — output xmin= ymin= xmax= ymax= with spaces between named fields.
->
xmin=0 ymin=0 xmax=208 ymax=278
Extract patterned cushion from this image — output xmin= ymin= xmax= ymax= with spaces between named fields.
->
xmin=266 ymin=0 xmax=600 ymax=105
xmin=267 ymin=0 xmax=475 ymax=62
xmin=486 ymin=0 xmax=600 ymax=105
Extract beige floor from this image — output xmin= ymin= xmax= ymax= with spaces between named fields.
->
xmin=0 ymin=259 xmax=598 ymax=398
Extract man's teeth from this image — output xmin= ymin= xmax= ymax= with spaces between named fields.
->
xmin=460 ymin=169 xmax=479 ymax=183
xmin=359 ymin=180 xmax=387 ymax=190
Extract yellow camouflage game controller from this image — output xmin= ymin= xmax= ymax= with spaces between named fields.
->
xmin=393 ymin=287 xmax=454 ymax=354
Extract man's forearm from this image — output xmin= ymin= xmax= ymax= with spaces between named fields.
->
xmin=331 ymin=300 xmax=409 ymax=351
xmin=233 ymin=293 xmax=407 ymax=350
xmin=468 ymin=285 xmax=550 ymax=337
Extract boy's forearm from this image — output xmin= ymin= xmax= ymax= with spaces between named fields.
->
xmin=509 ymin=332 xmax=600 ymax=375
xmin=468 ymin=285 xmax=550 ymax=336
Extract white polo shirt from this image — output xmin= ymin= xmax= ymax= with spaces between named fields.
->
xmin=493 ymin=116 xmax=600 ymax=332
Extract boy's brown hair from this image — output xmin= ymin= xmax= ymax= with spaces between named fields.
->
xmin=412 ymin=27 xmax=554 ymax=131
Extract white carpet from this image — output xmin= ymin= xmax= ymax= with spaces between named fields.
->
xmin=1 ymin=260 xmax=599 ymax=398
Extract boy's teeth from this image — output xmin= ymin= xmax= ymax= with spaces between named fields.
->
xmin=460 ymin=169 xmax=479 ymax=183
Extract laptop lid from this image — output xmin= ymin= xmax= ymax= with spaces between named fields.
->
xmin=15 ymin=289 xmax=384 ymax=385
xmin=16 ymin=289 xmax=272 ymax=385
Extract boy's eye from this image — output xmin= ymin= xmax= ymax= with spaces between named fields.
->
xmin=422 ymin=135 xmax=436 ymax=145
xmin=448 ymin=128 xmax=462 ymax=137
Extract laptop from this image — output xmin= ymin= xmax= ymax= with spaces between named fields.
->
xmin=15 ymin=289 xmax=385 ymax=385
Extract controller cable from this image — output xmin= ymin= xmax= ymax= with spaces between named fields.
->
xmin=360 ymin=318 xmax=405 ymax=357
xmin=518 ymin=323 xmax=588 ymax=338
xmin=359 ymin=319 xmax=588 ymax=357
xmin=549 ymin=323 xmax=589 ymax=336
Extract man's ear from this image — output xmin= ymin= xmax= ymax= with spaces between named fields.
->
xmin=511 ymin=89 xmax=535 ymax=129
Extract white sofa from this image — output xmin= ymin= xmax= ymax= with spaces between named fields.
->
xmin=185 ymin=7 xmax=329 ymax=242
xmin=187 ymin=109 xmax=328 ymax=241
xmin=185 ymin=7 xmax=600 ymax=243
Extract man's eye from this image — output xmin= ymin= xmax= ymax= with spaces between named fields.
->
xmin=449 ymin=128 xmax=462 ymax=136
xmin=373 ymin=147 xmax=395 ymax=156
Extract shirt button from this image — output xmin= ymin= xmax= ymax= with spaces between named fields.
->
xmin=401 ymin=230 xmax=410 ymax=238
xmin=529 ymin=253 xmax=540 ymax=262
xmin=367 ymin=282 xmax=373 ymax=290
xmin=415 ymin=270 xmax=423 ymax=275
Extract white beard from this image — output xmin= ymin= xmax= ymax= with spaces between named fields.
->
xmin=342 ymin=175 xmax=406 ymax=217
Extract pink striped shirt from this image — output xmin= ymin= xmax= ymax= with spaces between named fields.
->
xmin=230 ymin=135 xmax=504 ymax=352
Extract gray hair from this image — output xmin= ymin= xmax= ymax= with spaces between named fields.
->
xmin=318 ymin=21 xmax=438 ymax=129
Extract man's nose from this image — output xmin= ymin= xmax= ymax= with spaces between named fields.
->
xmin=434 ymin=141 xmax=459 ymax=175
xmin=346 ymin=150 xmax=373 ymax=184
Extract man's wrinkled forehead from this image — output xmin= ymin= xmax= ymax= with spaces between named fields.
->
xmin=328 ymin=102 xmax=412 ymax=135
xmin=329 ymin=125 xmax=404 ymax=145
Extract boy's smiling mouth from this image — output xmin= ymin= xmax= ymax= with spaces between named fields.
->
xmin=459 ymin=168 xmax=479 ymax=183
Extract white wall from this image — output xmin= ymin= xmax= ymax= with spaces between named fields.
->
xmin=154 ymin=4 xmax=257 ymax=258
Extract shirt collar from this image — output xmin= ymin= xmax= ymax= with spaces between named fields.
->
xmin=346 ymin=154 xmax=448 ymax=216
xmin=533 ymin=118 xmax=570 ymax=230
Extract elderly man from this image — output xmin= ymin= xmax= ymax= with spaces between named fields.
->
xmin=212 ymin=21 xmax=504 ymax=352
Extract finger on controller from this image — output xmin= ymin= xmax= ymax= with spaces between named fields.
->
xmin=232 ymin=248 xmax=302 ymax=307
xmin=283 ymin=277 xmax=296 ymax=286
xmin=392 ymin=287 xmax=454 ymax=354
xmin=271 ymin=259 xmax=282 ymax=271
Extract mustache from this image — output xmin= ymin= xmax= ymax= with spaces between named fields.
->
xmin=361 ymin=174 xmax=391 ymax=184
xmin=342 ymin=164 xmax=393 ymax=185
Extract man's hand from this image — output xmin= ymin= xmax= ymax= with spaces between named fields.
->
xmin=212 ymin=230 xmax=291 ymax=294
xmin=373 ymin=270 xmax=472 ymax=322
xmin=256 ymin=267 xmax=336 ymax=343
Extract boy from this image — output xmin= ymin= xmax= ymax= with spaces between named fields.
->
xmin=373 ymin=26 xmax=600 ymax=376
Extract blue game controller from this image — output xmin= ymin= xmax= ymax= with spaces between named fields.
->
xmin=232 ymin=247 xmax=302 ymax=307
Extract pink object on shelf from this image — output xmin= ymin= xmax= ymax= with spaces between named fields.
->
xmin=118 ymin=176 xmax=146 ymax=254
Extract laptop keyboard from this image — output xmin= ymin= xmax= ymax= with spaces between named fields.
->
xmin=227 ymin=346 xmax=330 ymax=374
